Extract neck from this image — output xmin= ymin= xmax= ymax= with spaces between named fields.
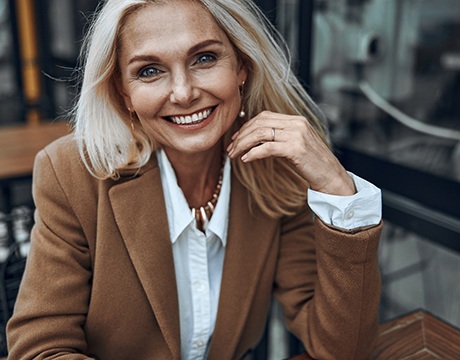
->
xmin=164 ymin=143 xmax=224 ymax=208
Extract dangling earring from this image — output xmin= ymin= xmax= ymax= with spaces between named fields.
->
xmin=239 ymin=81 xmax=246 ymax=118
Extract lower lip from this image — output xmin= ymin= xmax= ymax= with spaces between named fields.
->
xmin=166 ymin=107 xmax=217 ymax=131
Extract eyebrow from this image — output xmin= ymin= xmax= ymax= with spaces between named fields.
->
xmin=187 ymin=39 xmax=224 ymax=55
xmin=127 ymin=39 xmax=225 ymax=65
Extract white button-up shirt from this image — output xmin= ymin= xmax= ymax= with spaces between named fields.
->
xmin=156 ymin=149 xmax=381 ymax=360
xmin=308 ymin=172 xmax=382 ymax=229
xmin=157 ymin=149 xmax=230 ymax=360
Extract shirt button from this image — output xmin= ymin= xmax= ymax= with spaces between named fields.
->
xmin=346 ymin=210 xmax=355 ymax=219
xmin=196 ymin=339 xmax=205 ymax=347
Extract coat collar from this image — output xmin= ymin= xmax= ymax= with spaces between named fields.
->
xmin=109 ymin=155 xmax=277 ymax=359
xmin=109 ymin=155 xmax=181 ymax=359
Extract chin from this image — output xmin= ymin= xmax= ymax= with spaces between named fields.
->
xmin=163 ymin=137 xmax=223 ymax=156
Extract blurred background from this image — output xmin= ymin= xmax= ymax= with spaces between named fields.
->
xmin=0 ymin=0 xmax=459 ymax=358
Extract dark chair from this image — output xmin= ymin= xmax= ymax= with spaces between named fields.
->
xmin=0 ymin=243 xmax=27 ymax=356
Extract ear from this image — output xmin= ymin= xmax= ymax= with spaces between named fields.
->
xmin=237 ymin=62 xmax=248 ymax=86
xmin=236 ymin=55 xmax=248 ymax=85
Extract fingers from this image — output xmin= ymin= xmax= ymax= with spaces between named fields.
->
xmin=240 ymin=141 xmax=286 ymax=162
xmin=226 ymin=110 xmax=356 ymax=196
xmin=227 ymin=111 xmax=304 ymax=162
xmin=227 ymin=125 xmax=284 ymax=161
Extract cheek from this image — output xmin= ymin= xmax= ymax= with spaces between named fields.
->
xmin=205 ymin=65 xmax=241 ymax=95
xmin=210 ymin=74 xmax=241 ymax=106
xmin=129 ymin=87 xmax=165 ymax=116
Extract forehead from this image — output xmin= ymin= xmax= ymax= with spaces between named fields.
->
xmin=119 ymin=0 xmax=230 ymax=55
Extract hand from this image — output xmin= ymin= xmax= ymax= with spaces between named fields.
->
xmin=227 ymin=111 xmax=356 ymax=196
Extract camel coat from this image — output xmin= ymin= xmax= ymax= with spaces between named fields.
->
xmin=7 ymin=135 xmax=382 ymax=360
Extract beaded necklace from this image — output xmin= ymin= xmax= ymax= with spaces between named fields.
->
xmin=191 ymin=157 xmax=225 ymax=232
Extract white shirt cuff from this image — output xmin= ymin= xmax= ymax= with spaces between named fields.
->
xmin=307 ymin=172 xmax=382 ymax=230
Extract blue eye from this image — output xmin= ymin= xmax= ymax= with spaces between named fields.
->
xmin=196 ymin=53 xmax=216 ymax=64
xmin=139 ymin=67 xmax=161 ymax=78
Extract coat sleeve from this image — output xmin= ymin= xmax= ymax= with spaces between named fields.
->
xmin=273 ymin=205 xmax=382 ymax=360
xmin=6 ymin=149 xmax=95 ymax=359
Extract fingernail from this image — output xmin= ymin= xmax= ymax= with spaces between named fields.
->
xmin=227 ymin=146 xmax=234 ymax=157
xmin=227 ymin=142 xmax=233 ymax=152
xmin=241 ymin=154 xmax=248 ymax=162
xmin=231 ymin=131 xmax=239 ymax=140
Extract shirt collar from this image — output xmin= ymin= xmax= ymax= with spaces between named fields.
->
xmin=156 ymin=149 xmax=230 ymax=247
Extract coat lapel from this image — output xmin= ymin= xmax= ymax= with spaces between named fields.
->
xmin=108 ymin=159 xmax=180 ymax=359
xmin=109 ymin=159 xmax=277 ymax=359
xmin=208 ymin=174 xmax=278 ymax=359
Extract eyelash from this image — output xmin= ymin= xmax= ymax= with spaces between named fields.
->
xmin=136 ymin=52 xmax=218 ymax=79
xmin=195 ymin=53 xmax=217 ymax=65
xmin=138 ymin=67 xmax=162 ymax=79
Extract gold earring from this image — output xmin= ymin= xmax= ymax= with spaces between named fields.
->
xmin=239 ymin=81 xmax=246 ymax=118
xmin=128 ymin=109 xmax=135 ymax=142
xmin=128 ymin=108 xmax=135 ymax=130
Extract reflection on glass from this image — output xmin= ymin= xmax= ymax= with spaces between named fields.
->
xmin=312 ymin=0 xmax=460 ymax=181
xmin=0 ymin=0 xmax=21 ymax=124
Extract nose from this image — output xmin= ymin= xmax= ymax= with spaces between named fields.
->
xmin=169 ymin=71 xmax=199 ymax=106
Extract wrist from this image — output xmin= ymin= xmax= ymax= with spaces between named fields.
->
xmin=312 ymin=172 xmax=356 ymax=196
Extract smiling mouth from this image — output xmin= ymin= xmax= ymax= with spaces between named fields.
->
xmin=166 ymin=107 xmax=215 ymax=125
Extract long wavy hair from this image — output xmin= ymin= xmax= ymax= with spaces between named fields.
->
xmin=72 ymin=0 xmax=328 ymax=218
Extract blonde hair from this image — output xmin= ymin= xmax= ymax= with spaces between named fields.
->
xmin=72 ymin=0 xmax=328 ymax=218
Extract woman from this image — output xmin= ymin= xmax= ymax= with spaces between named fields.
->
xmin=7 ymin=0 xmax=382 ymax=359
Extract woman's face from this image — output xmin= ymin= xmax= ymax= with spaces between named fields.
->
xmin=119 ymin=0 xmax=247 ymax=156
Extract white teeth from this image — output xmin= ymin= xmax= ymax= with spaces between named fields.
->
xmin=170 ymin=108 xmax=212 ymax=125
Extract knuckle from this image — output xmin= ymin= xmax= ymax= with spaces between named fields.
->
xmin=295 ymin=116 xmax=308 ymax=126
xmin=254 ymin=118 xmax=264 ymax=127
xmin=296 ymin=114 xmax=307 ymax=121
xmin=260 ymin=110 xmax=271 ymax=117
xmin=265 ymin=141 xmax=275 ymax=152
xmin=254 ymin=127 xmax=265 ymax=140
